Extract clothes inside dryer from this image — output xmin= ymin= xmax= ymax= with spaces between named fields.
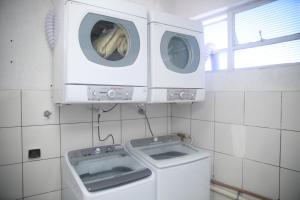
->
xmin=68 ymin=147 xmax=151 ymax=192
xmin=91 ymin=21 xmax=129 ymax=61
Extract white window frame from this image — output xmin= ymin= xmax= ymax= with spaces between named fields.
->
xmin=201 ymin=0 xmax=300 ymax=71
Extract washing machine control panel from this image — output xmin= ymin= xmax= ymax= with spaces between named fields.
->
xmin=88 ymin=86 xmax=133 ymax=101
xmin=167 ymin=89 xmax=196 ymax=101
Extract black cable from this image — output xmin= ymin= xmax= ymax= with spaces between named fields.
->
xmin=96 ymin=104 xmax=118 ymax=144
xmin=102 ymin=104 xmax=118 ymax=113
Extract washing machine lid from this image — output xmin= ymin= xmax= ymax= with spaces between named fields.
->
xmin=148 ymin=11 xmax=203 ymax=32
xmin=68 ymin=145 xmax=152 ymax=192
xmin=129 ymin=135 xmax=209 ymax=169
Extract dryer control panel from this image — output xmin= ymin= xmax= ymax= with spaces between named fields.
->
xmin=167 ymin=89 xmax=196 ymax=101
xmin=88 ymin=86 xmax=133 ymax=101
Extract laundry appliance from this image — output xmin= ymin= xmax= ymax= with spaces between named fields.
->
xmin=148 ymin=11 xmax=205 ymax=103
xmin=126 ymin=135 xmax=211 ymax=200
xmin=62 ymin=145 xmax=155 ymax=200
xmin=53 ymin=0 xmax=148 ymax=103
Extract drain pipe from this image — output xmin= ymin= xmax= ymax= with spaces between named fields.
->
xmin=211 ymin=179 xmax=272 ymax=200
xmin=211 ymin=185 xmax=248 ymax=200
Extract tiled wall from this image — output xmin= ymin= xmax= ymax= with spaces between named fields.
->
xmin=171 ymin=91 xmax=300 ymax=200
xmin=0 ymin=89 xmax=171 ymax=200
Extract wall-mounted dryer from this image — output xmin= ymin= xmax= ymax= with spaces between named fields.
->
xmin=148 ymin=11 xmax=205 ymax=103
xmin=52 ymin=0 xmax=148 ymax=103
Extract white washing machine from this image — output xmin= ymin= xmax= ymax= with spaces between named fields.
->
xmin=148 ymin=11 xmax=205 ymax=103
xmin=53 ymin=0 xmax=148 ymax=103
xmin=62 ymin=145 xmax=155 ymax=200
xmin=126 ymin=135 xmax=211 ymax=200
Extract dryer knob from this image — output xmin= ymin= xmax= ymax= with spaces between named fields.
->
xmin=179 ymin=91 xmax=185 ymax=99
xmin=107 ymin=89 xmax=116 ymax=99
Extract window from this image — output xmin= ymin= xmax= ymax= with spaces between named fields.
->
xmin=201 ymin=0 xmax=300 ymax=71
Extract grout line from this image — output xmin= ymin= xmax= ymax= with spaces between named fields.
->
xmin=278 ymin=91 xmax=283 ymax=200
xmin=214 ymin=151 xmax=282 ymax=168
xmin=91 ymin=104 xmax=95 ymax=147
xmin=120 ymin=104 xmax=123 ymax=144
xmin=22 ymin=189 xmax=62 ymax=199
xmin=241 ymin=158 xmax=244 ymax=190
xmin=20 ymin=90 xmax=24 ymax=199
xmin=189 ymin=103 xmax=192 ymax=137
xmin=58 ymin=105 xmax=63 ymax=198
xmin=212 ymin=91 xmax=216 ymax=179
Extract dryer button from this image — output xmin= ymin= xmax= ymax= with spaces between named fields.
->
xmin=107 ymin=89 xmax=116 ymax=99
xmin=179 ymin=91 xmax=185 ymax=99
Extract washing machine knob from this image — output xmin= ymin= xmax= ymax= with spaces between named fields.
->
xmin=95 ymin=148 xmax=101 ymax=153
xmin=107 ymin=89 xmax=116 ymax=99
xmin=179 ymin=91 xmax=185 ymax=99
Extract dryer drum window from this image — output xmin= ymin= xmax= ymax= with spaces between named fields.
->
xmin=79 ymin=13 xmax=140 ymax=67
xmin=161 ymin=31 xmax=200 ymax=74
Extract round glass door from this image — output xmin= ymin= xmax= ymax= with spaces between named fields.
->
xmin=161 ymin=31 xmax=200 ymax=74
xmin=79 ymin=13 xmax=140 ymax=67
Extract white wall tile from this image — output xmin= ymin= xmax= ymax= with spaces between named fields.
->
xmin=167 ymin=117 xmax=172 ymax=134
xmin=244 ymin=126 xmax=280 ymax=165
xmin=282 ymin=92 xmax=300 ymax=131
xmin=191 ymin=92 xmax=214 ymax=121
xmin=93 ymin=121 xmax=121 ymax=146
xmin=93 ymin=104 xmax=121 ymax=121
xmin=23 ymin=125 xmax=60 ymax=162
xmin=0 ymin=0 xmax=53 ymax=90
xmin=167 ymin=104 xmax=172 ymax=117
xmin=215 ymin=123 xmax=246 ymax=157
xmin=214 ymin=153 xmax=243 ymax=188
xmin=0 ymin=164 xmax=22 ymax=200
xmin=23 ymin=158 xmax=61 ymax=197
xmin=171 ymin=117 xmax=190 ymax=135
xmin=191 ymin=120 xmax=214 ymax=150
xmin=171 ymin=103 xmax=191 ymax=118
xmin=61 ymin=123 xmax=92 ymax=156
xmin=122 ymin=119 xmax=146 ymax=144
xmin=245 ymin=92 xmax=281 ymax=129
xmin=60 ymin=104 xmax=92 ymax=124
xmin=22 ymin=90 xmax=59 ymax=126
xmin=121 ymin=104 xmax=144 ymax=120
xmin=146 ymin=117 xmax=168 ymax=137
xmin=0 ymin=127 xmax=21 ymax=165
xmin=281 ymin=130 xmax=300 ymax=171
xmin=121 ymin=119 xmax=146 ymax=144
xmin=280 ymin=168 xmax=300 ymax=200
xmin=24 ymin=190 xmax=61 ymax=200
xmin=0 ymin=90 xmax=21 ymax=127
xmin=215 ymin=92 xmax=244 ymax=124
xmin=146 ymin=103 xmax=168 ymax=118
xmin=243 ymin=160 xmax=279 ymax=199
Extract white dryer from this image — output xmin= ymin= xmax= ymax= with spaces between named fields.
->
xmin=126 ymin=135 xmax=211 ymax=200
xmin=53 ymin=0 xmax=148 ymax=103
xmin=63 ymin=145 xmax=155 ymax=200
xmin=148 ymin=11 xmax=205 ymax=103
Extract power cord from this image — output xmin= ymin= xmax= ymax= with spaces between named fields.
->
xmin=96 ymin=104 xmax=118 ymax=144
xmin=137 ymin=104 xmax=154 ymax=137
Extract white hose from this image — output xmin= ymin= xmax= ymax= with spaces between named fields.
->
xmin=45 ymin=10 xmax=56 ymax=49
